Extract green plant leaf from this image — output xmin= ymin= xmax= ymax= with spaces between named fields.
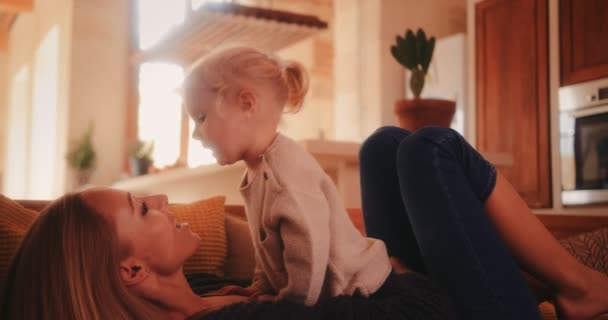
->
xmin=405 ymin=30 xmax=417 ymax=68
xmin=415 ymin=29 xmax=427 ymax=70
xmin=130 ymin=139 xmax=155 ymax=162
xmin=422 ymin=37 xmax=435 ymax=73
xmin=396 ymin=35 xmax=407 ymax=49
xmin=66 ymin=123 xmax=96 ymax=171
xmin=391 ymin=45 xmax=406 ymax=68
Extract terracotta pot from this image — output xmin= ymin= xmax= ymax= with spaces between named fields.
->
xmin=394 ymin=98 xmax=456 ymax=131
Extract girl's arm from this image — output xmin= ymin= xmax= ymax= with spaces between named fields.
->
xmin=251 ymin=262 xmax=274 ymax=294
xmin=272 ymin=191 xmax=331 ymax=305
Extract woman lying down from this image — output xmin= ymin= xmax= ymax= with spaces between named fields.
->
xmin=0 ymin=188 xmax=455 ymax=320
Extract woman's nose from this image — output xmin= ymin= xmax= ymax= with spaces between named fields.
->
xmin=149 ymin=194 xmax=168 ymax=210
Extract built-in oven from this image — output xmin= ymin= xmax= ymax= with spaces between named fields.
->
xmin=560 ymin=77 xmax=608 ymax=205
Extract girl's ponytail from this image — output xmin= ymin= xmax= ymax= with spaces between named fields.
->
xmin=281 ymin=60 xmax=309 ymax=113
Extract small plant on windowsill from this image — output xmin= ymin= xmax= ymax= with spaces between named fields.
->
xmin=129 ymin=140 xmax=154 ymax=176
xmin=66 ymin=123 xmax=96 ymax=186
xmin=391 ymin=28 xmax=455 ymax=131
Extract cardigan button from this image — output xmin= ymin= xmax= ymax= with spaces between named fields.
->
xmin=263 ymin=172 xmax=268 ymax=180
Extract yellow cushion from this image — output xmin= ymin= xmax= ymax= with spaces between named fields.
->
xmin=0 ymin=194 xmax=38 ymax=286
xmin=169 ymin=196 xmax=227 ymax=277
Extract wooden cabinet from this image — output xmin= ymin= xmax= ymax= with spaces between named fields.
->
xmin=475 ymin=0 xmax=551 ymax=208
xmin=560 ymin=0 xmax=608 ymax=86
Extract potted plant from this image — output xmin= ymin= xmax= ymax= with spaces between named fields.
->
xmin=129 ymin=140 xmax=154 ymax=176
xmin=66 ymin=124 xmax=96 ymax=186
xmin=391 ymin=28 xmax=456 ymax=131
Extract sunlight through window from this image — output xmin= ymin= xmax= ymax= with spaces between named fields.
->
xmin=137 ymin=0 xmax=218 ymax=169
xmin=138 ymin=63 xmax=183 ymax=168
xmin=29 ymin=27 xmax=59 ymax=199
xmin=3 ymin=66 xmax=30 ymax=198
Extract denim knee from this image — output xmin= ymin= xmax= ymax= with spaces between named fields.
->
xmin=413 ymin=127 xmax=460 ymax=145
xmin=359 ymin=126 xmax=412 ymax=163
xmin=397 ymin=127 xmax=465 ymax=163
xmin=395 ymin=127 xmax=462 ymax=179
xmin=395 ymin=130 xmax=437 ymax=175
xmin=397 ymin=126 xmax=497 ymax=203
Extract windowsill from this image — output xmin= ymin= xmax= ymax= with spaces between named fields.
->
xmin=115 ymin=138 xmax=361 ymax=188
xmin=113 ymin=162 xmax=245 ymax=191
xmin=111 ymin=138 xmax=362 ymax=205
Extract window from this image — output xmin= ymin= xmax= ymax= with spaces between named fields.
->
xmin=29 ymin=27 xmax=60 ymax=199
xmin=136 ymin=0 xmax=217 ymax=168
xmin=3 ymin=26 xmax=62 ymax=199
xmin=3 ymin=66 xmax=30 ymax=198
xmin=138 ymin=63 xmax=183 ymax=168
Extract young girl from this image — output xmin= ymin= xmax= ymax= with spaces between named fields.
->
xmin=182 ymin=47 xmax=393 ymax=306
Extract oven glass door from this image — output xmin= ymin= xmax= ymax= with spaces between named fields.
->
xmin=574 ymin=112 xmax=608 ymax=189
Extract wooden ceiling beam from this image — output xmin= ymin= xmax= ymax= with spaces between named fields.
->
xmin=0 ymin=0 xmax=33 ymax=13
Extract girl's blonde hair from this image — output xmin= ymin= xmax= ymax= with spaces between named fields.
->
xmin=0 ymin=193 xmax=165 ymax=320
xmin=186 ymin=46 xmax=310 ymax=113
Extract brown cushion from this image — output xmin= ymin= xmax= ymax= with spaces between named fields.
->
xmin=0 ymin=194 xmax=38 ymax=286
xmin=169 ymin=196 xmax=227 ymax=277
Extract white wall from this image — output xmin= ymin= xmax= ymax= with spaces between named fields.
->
xmin=67 ymin=0 xmax=129 ymax=189
xmin=273 ymin=0 xmax=335 ymax=141
xmin=334 ymin=0 xmax=466 ymax=141
xmin=1 ymin=0 xmax=129 ymax=198
xmin=1 ymin=0 xmax=73 ymax=199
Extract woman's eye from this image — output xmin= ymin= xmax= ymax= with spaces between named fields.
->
xmin=142 ymin=202 xmax=149 ymax=216
xmin=197 ymin=114 xmax=206 ymax=123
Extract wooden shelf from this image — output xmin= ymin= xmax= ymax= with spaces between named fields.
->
xmin=135 ymin=2 xmax=328 ymax=66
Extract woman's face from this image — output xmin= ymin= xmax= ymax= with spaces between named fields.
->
xmin=81 ymin=188 xmax=200 ymax=275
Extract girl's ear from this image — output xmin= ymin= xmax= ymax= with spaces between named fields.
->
xmin=119 ymin=258 xmax=151 ymax=286
xmin=237 ymin=89 xmax=257 ymax=115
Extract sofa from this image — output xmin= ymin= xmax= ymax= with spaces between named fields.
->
xmin=3 ymin=196 xmax=608 ymax=319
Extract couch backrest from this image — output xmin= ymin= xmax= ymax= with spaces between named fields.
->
xmin=14 ymin=200 xmax=608 ymax=239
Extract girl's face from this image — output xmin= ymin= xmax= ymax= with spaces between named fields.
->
xmin=185 ymin=87 xmax=252 ymax=165
xmin=82 ymin=189 xmax=200 ymax=275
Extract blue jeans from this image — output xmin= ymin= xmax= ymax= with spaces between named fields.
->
xmin=359 ymin=126 xmax=541 ymax=320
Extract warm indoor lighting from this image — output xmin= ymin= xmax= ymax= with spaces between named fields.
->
xmin=137 ymin=0 xmax=216 ymax=168
xmin=138 ymin=63 xmax=183 ymax=168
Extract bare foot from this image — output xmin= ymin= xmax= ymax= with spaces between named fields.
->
xmin=555 ymin=269 xmax=608 ymax=320
xmin=389 ymin=257 xmax=412 ymax=274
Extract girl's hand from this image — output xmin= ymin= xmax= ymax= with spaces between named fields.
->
xmin=254 ymin=294 xmax=276 ymax=302
xmin=214 ymin=285 xmax=262 ymax=297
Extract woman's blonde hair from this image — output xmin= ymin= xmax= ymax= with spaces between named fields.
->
xmin=185 ymin=46 xmax=310 ymax=113
xmin=0 ymin=193 xmax=165 ymax=320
